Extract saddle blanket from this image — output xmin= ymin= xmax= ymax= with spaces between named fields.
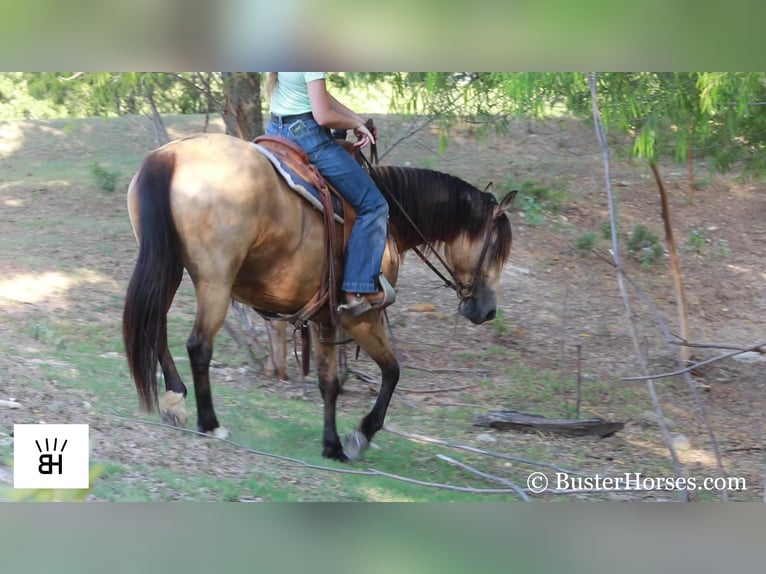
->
xmin=252 ymin=142 xmax=344 ymax=222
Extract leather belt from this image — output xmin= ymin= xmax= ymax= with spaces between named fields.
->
xmin=270 ymin=112 xmax=314 ymax=124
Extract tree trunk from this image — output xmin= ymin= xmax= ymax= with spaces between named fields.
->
xmin=220 ymin=72 xmax=263 ymax=140
xmin=144 ymin=85 xmax=169 ymax=146
xmin=650 ymin=161 xmax=691 ymax=362
xmin=687 ymin=146 xmax=695 ymax=201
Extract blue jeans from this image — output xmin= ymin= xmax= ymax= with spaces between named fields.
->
xmin=266 ymin=117 xmax=389 ymax=294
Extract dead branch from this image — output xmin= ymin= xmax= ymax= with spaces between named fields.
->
xmin=436 ymin=454 xmax=531 ymax=501
xmin=403 ymin=365 xmax=491 ymax=375
xmin=621 ymin=271 xmax=728 ymax=500
xmin=670 ymin=339 xmax=766 ymax=353
xmin=365 ymin=468 xmax=517 ymax=495
xmin=473 ymin=410 xmax=624 ymax=438
xmin=378 ymin=115 xmax=438 ymax=162
xmin=650 ymin=161 xmax=691 ymax=362
xmin=350 ymin=368 xmax=377 ymax=385
xmin=352 ymin=366 xmax=483 ymax=394
xmin=223 ymin=318 xmax=268 ymax=374
xmin=589 ymin=73 xmax=685 ymax=498
xmin=384 ymin=424 xmax=583 ymax=476
xmin=622 ymin=342 xmax=766 ymax=381
xmin=59 ymin=72 xmax=85 ymax=81
xmin=399 ymin=384 xmax=481 ymax=394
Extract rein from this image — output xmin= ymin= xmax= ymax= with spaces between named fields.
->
xmin=359 ymin=152 xmax=494 ymax=301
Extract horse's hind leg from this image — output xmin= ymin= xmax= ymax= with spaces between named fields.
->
xmin=158 ymin=341 xmax=188 ymax=427
xmin=158 ymin=270 xmax=189 ymax=427
xmin=265 ymin=320 xmax=289 ymax=381
xmin=187 ymin=282 xmax=231 ymax=439
xmin=339 ymin=312 xmax=400 ymax=461
xmin=312 ymin=324 xmax=345 ymax=460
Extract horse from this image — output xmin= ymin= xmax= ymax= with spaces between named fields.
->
xmin=122 ymin=132 xmax=515 ymax=462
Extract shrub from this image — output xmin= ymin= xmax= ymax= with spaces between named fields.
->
xmin=575 ymin=231 xmax=597 ymax=254
xmin=90 ymin=162 xmax=121 ymax=192
xmin=627 ymin=224 xmax=664 ymax=266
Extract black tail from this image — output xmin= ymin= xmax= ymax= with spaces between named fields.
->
xmin=122 ymin=150 xmax=184 ymax=411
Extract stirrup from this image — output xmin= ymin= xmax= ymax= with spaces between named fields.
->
xmin=337 ymin=274 xmax=396 ymax=317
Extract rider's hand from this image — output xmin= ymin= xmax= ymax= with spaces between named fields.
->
xmin=353 ymin=122 xmax=375 ymax=148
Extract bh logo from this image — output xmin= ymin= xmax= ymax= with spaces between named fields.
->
xmin=14 ymin=424 xmax=90 ymax=489
xmin=36 ymin=437 xmax=67 ymax=475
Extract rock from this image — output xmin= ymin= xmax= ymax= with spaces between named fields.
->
xmin=409 ymin=303 xmax=437 ymax=313
xmin=733 ymin=351 xmax=766 ymax=364
xmin=475 ymin=433 xmax=497 ymax=443
xmin=672 ymin=434 xmax=691 ymax=451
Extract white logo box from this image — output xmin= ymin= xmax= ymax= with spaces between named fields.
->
xmin=13 ymin=424 xmax=90 ymax=489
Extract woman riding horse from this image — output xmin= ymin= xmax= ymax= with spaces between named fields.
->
xmin=264 ymin=72 xmax=395 ymax=316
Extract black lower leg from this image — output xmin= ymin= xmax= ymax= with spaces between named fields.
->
xmin=360 ymin=362 xmax=400 ymax=441
xmin=159 ymin=344 xmax=187 ymax=396
xmin=187 ymin=334 xmax=219 ymax=433
xmin=318 ymin=376 xmax=345 ymax=461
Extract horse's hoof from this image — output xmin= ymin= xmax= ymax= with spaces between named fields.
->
xmin=158 ymin=391 xmax=187 ymax=427
xmin=210 ymin=426 xmax=229 ymax=440
xmin=341 ymin=430 xmax=369 ymax=462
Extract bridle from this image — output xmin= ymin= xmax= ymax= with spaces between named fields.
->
xmin=360 ymin=152 xmax=497 ymax=303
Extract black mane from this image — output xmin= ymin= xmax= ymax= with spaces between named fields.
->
xmin=370 ymin=166 xmax=512 ymax=270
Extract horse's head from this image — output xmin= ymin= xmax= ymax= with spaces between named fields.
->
xmin=445 ymin=190 xmax=516 ymax=325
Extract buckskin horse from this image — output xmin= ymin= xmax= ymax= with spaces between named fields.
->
xmin=122 ymin=132 xmax=515 ymax=461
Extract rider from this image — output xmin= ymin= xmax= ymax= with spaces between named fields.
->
xmin=264 ymin=72 xmax=394 ymax=316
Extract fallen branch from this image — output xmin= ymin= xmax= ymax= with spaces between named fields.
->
xmin=436 ymin=454 xmax=531 ymax=501
xmin=473 ymin=410 xmax=624 ymax=438
xmin=350 ymin=368 xmax=377 ymax=385
xmin=384 ymin=424 xmax=583 ymax=476
xmin=353 ymin=368 xmax=480 ymax=394
xmin=402 ymin=365 xmax=491 ymax=375
xmin=398 ymin=384 xmax=481 ymax=394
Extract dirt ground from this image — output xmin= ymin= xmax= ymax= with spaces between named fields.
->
xmin=1 ymin=114 xmax=765 ymax=501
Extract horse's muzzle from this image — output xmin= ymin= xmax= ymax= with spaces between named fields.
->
xmin=458 ymin=297 xmax=496 ymax=324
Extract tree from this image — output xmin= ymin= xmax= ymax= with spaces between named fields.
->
xmin=14 ymin=72 xmax=265 ymax=142
xmin=220 ymin=72 xmax=262 ymax=140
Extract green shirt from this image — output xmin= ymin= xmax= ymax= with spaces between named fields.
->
xmin=270 ymin=72 xmax=327 ymax=116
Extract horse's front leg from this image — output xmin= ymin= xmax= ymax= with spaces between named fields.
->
xmin=339 ymin=310 xmax=400 ymax=461
xmin=313 ymin=322 xmax=346 ymax=461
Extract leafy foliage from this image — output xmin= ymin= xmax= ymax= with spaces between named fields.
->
xmin=627 ymin=224 xmax=664 ymax=266
xmin=90 ymin=162 xmax=121 ymax=192
xmin=575 ymin=232 xmax=597 ymax=254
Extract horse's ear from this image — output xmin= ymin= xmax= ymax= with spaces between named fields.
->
xmin=498 ymin=190 xmax=517 ymax=212
xmin=482 ymin=181 xmax=493 ymax=194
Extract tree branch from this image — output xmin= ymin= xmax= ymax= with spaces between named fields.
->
xmin=436 ymin=454 xmax=531 ymax=501
xmin=384 ymin=424 xmax=583 ymax=475
xmin=589 ymin=72 xmax=686 ymax=498
xmin=622 ymin=342 xmax=766 ymax=381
